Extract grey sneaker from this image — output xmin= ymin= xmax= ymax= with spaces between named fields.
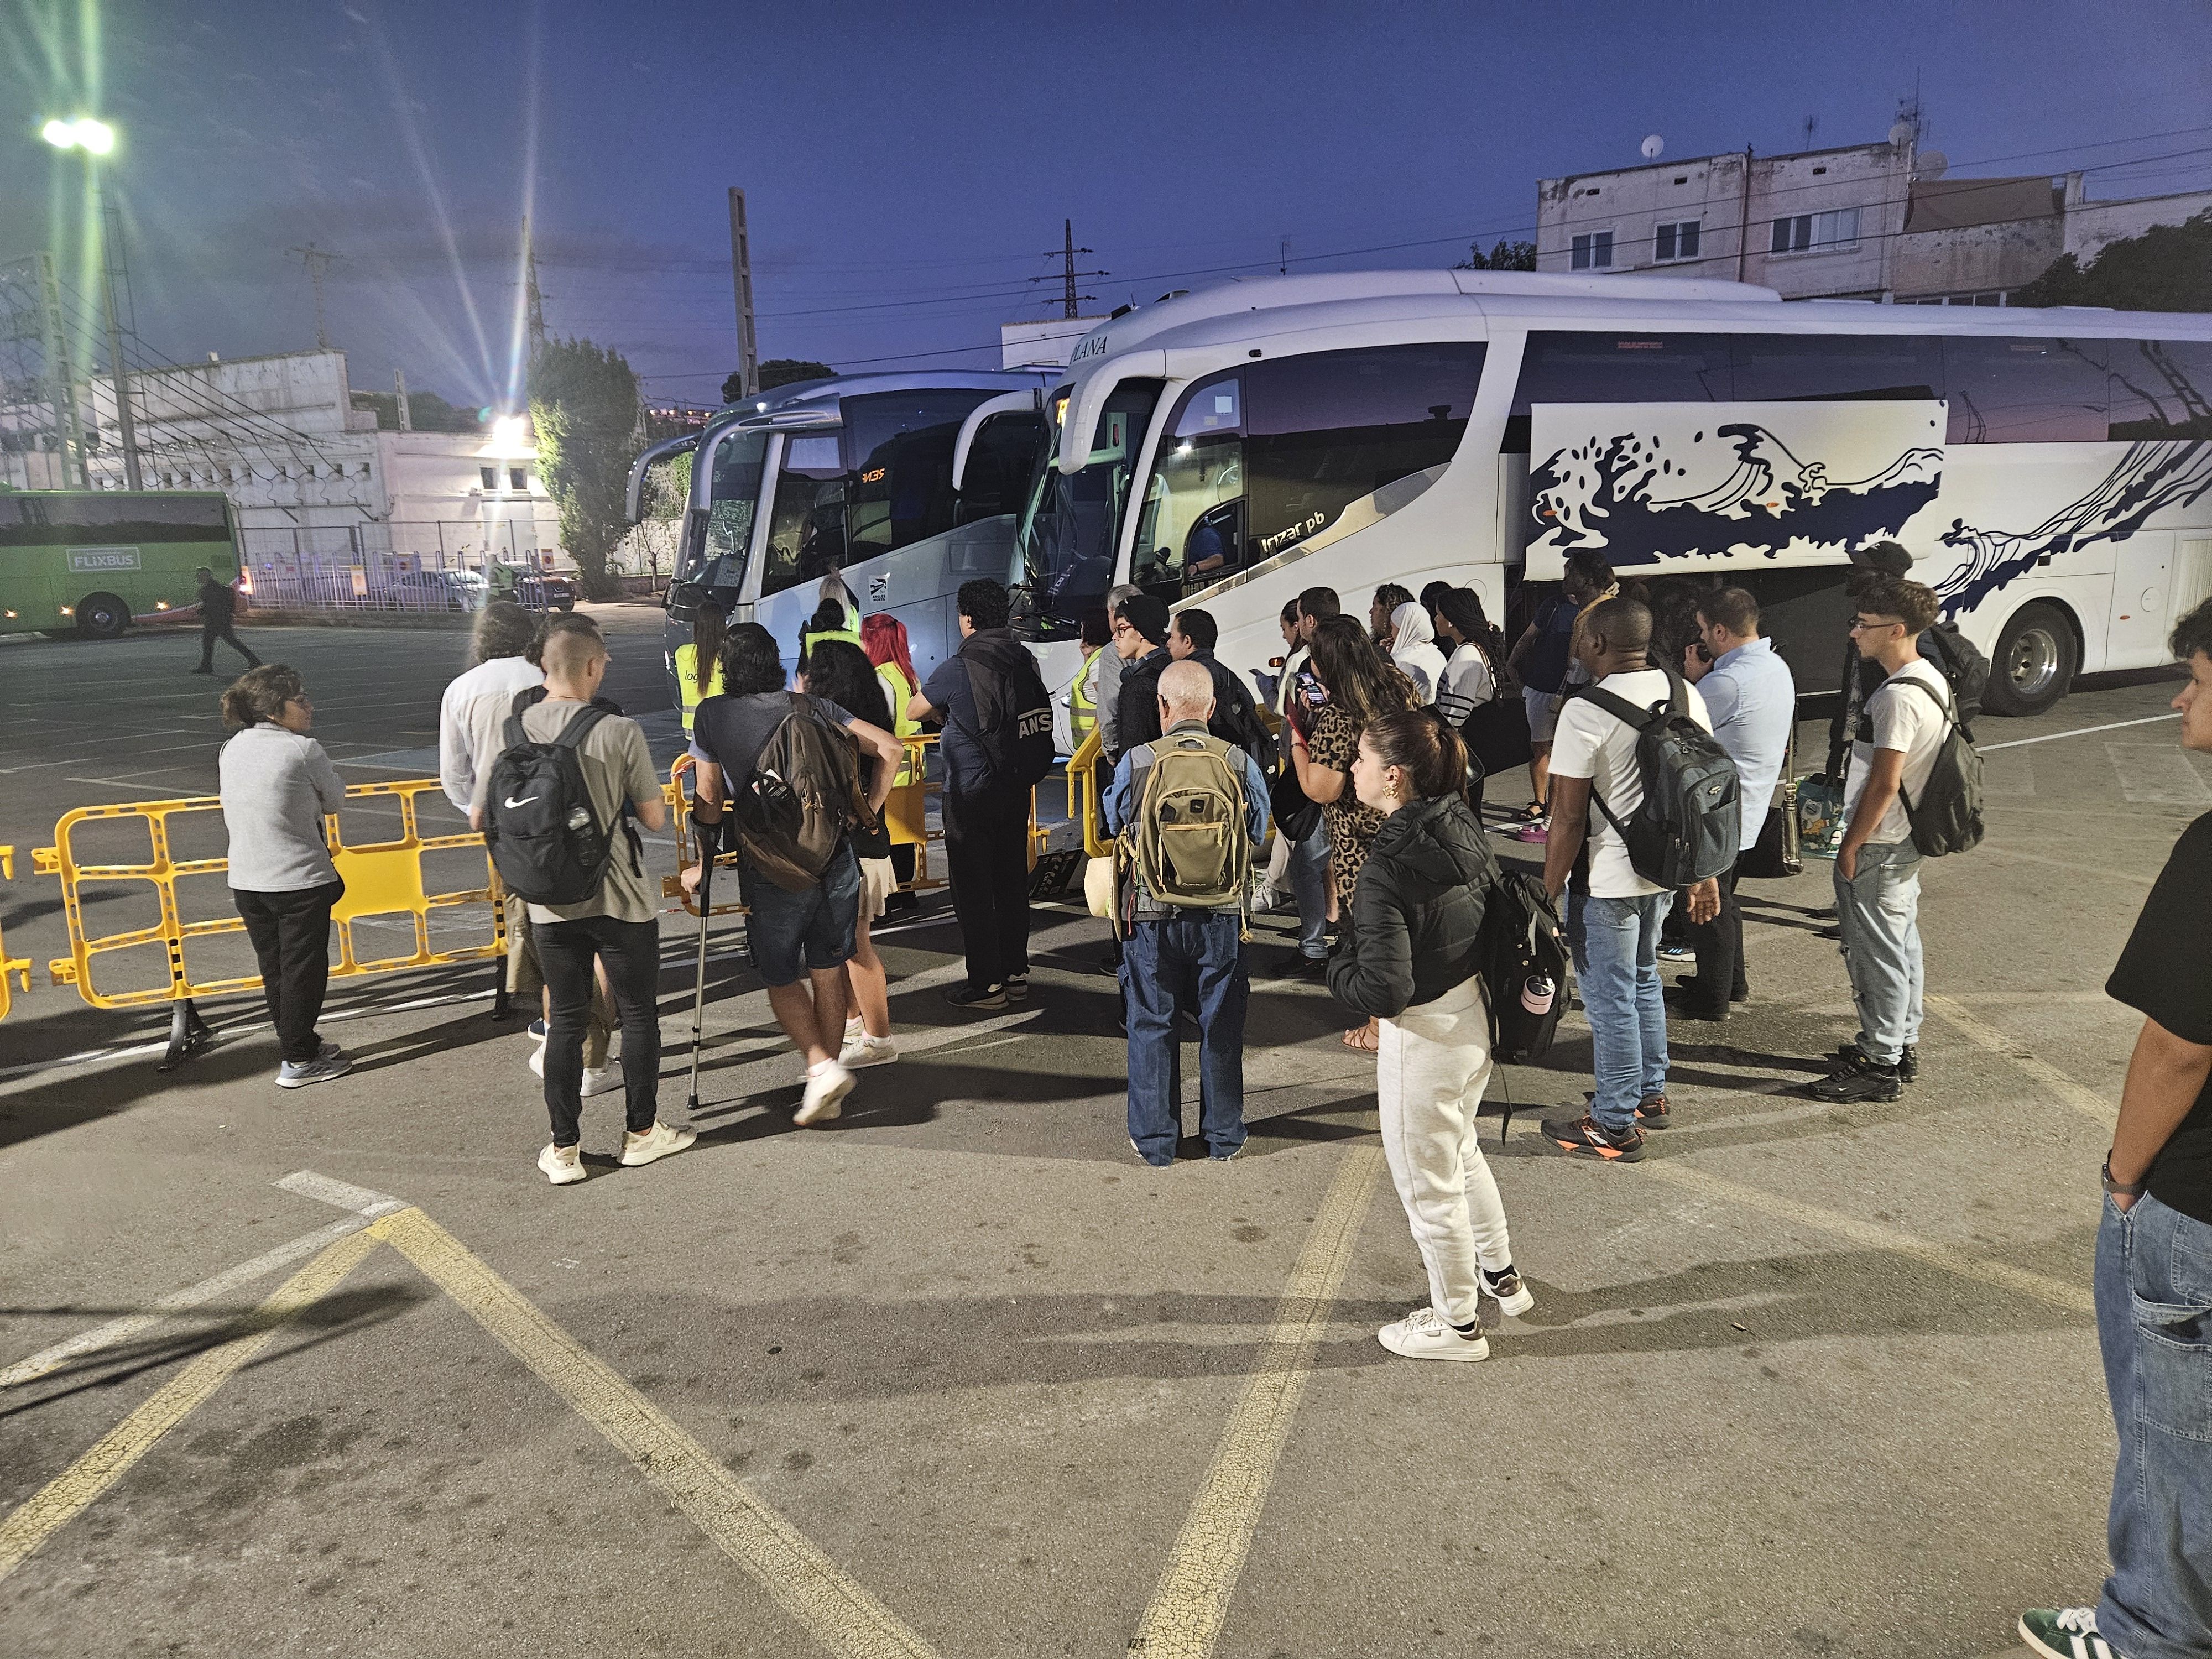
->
xmin=276 ymin=1050 xmax=352 ymax=1089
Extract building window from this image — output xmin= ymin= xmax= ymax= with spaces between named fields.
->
xmin=358 ymin=462 xmax=372 ymax=478
xmin=1906 ymin=290 xmax=2011 ymax=307
xmin=480 ymin=466 xmax=497 ymax=489
xmin=509 ymin=467 xmax=526 ymax=491
xmin=1769 ymin=207 xmax=1860 ymax=254
xmin=1655 ymin=221 xmax=1702 ymax=262
xmin=1571 ymin=231 xmax=1614 ymax=270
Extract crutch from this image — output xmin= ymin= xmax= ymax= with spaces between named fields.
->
xmin=685 ymin=822 xmax=718 ymax=1115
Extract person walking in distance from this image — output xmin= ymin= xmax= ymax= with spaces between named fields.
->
xmin=2017 ymin=598 xmax=2212 ymax=1659
xmin=1537 ymin=598 xmax=1719 ymax=1160
xmin=796 ymin=638 xmax=902 ymax=1071
xmin=218 ymin=665 xmax=349 ymax=1088
xmin=192 ymin=565 xmax=261 ymax=676
xmin=1668 ymin=586 xmax=1796 ymax=1022
xmin=1810 ymin=577 xmax=1952 ymax=1103
xmin=1330 ymin=707 xmax=1534 ymax=1360
xmin=1106 ymin=659 xmax=1269 ymax=1165
xmin=476 ymin=625 xmax=693 ymax=1184
xmin=907 ymin=580 xmax=1055 ymax=1009
xmin=690 ymin=623 xmax=903 ymax=1121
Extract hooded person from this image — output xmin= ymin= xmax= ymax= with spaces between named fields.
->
xmin=1389 ymin=600 xmax=1449 ymax=706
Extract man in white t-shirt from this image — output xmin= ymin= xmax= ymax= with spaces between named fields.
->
xmin=1813 ymin=577 xmax=1950 ymax=1104
xmin=1536 ymin=597 xmax=1720 ymax=1161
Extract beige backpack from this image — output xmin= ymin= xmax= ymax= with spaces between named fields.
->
xmin=1118 ymin=731 xmax=1251 ymax=935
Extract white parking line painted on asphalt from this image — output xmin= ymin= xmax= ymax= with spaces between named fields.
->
xmin=273 ymin=1170 xmax=410 ymax=1216
xmin=1979 ymin=711 xmax=2178 ymax=752
xmin=1923 ymin=994 xmax=2120 ymax=1127
xmin=2103 ymin=743 xmax=2212 ymax=806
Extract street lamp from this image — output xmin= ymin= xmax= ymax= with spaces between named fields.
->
xmin=40 ymin=115 xmax=139 ymax=490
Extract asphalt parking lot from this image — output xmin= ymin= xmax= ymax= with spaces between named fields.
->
xmin=0 ymin=609 xmax=2197 ymax=1658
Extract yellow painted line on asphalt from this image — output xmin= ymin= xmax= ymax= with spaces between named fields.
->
xmin=1924 ymin=993 xmax=2120 ymax=1128
xmin=1644 ymin=1161 xmax=2094 ymax=1314
xmin=1127 ymin=1144 xmax=1384 ymax=1658
xmin=0 ymin=1227 xmax=380 ymax=1583
xmin=368 ymin=1205 xmax=942 ymax=1659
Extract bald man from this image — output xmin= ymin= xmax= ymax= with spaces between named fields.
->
xmin=1104 ymin=658 xmax=1271 ymax=1166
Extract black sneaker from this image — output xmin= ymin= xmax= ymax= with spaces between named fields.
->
xmin=1634 ymin=1092 xmax=1672 ymax=1129
xmin=1004 ymin=975 xmax=1029 ymax=1003
xmin=1835 ymin=1040 xmax=1918 ymax=1083
xmin=1809 ymin=1051 xmax=1901 ymax=1103
xmin=946 ymin=983 xmax=1006 ymax=1010
xmin=1541 ymin=1112 xmax=1646 ymax=1163
xmin=1478 ymin=1262 xmax=1535 ymax=1316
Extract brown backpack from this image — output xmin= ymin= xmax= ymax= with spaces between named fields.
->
xmin=729 ymin=696 xmax=877 ymax=894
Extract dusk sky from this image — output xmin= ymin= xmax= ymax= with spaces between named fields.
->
xmin=6 ymin=0 xmax=2210 ymax=418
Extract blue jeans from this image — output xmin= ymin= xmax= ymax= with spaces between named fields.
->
xmin=1122 ymin=910 xmax=1249 ymax=1162
xmin=1288 ymin=822 xmax=1332 ymax=959
xmin=2096 ymin=1192 xmax=2212 ymax=1659
xmin=738 ymin=842 xmax=860 ymax=988
xmin=1567 ymin=889 xmax=1672 ymax=1131
xmin=1833 ymin=840 xmax=1923 ymax=1066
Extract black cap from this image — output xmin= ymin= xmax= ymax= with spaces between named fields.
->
xmin=1849 ymin=542 xmax=1914 ymax=576
xmin=1117 ymin=593 xmax=1170 ymax=648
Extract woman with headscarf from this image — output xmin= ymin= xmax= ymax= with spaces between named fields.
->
xmin=1388 ymin=600 xmax=1449 ymax=704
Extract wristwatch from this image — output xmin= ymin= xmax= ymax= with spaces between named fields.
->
xmin=2103 ymin=1156 xmax=2148 ymax=1197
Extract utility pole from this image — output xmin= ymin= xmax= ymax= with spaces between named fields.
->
xmin=1035 ymin=220 xmax=1105 ymax=320
xmin=98 ymin=201 xmax=141 ymax=491
xmin=35 ymin=251 xmax=88 ymax=488
xmin=287 ymin=241 xmax=338 ymax=350
xmin=727 ymin=187 xmax=758 ymax=399
xmin=395 ymin=368 xmax=412 ymax=433
xmin=522 ymin=216 xmax=547 ymax=356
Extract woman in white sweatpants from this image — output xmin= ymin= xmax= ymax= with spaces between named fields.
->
xmin=1327 ymin=706 xmax=1532 ymax=1363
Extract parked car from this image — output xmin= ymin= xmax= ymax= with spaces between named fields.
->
xmin=518 ymin=571 xmax=577 ymax=611
xmin=383 ymin=569 xmax=488 ymax=611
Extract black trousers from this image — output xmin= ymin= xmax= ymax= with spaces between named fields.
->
xmin=199 ymin=619 xmax=260 ymax=671
xmin=943 ymin=785 xmax=1031 ymax=990
xmin=234 ymin=881 xmax=341 ymax=1062
xmin=1684 ymin=865 xmax=1747 ymax=1013
xmin=536 ymin=914 xmax=661 ymax=1147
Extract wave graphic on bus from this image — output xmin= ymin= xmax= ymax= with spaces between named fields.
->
xmin=1935 ymin=440 xmax=2212 ymax=616
xmin=1530 ymin=421 xmax=1944 ymax=565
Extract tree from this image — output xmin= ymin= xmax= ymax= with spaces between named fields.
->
xmin=1454 ymin=239 xmax=1537 ymax=272
xmin=529 ymin=337 xmax=640 ymax=601
xmin=2012 ymin=209 xmax=2212 ymax=312
xmin=719 ymin=358 xmax=835 ymax=404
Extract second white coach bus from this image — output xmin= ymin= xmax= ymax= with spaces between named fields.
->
xmin=1010 ymin=269 xmax=2212 ymax=716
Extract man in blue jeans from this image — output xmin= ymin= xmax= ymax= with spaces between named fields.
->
xmin=1536 ymin=598 xmax=1719 ymax=1160
xmin=1105 ymin=660 xmax=1269 ymax=1166
xmin=2020 ymin=599 xmax=2212 ymax=1659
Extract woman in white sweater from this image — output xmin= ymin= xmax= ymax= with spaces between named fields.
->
xmin=1387 ymin=601 xmax=1449 ymax=704
xmin=219 ymin=664 xmax=351 ymax=1089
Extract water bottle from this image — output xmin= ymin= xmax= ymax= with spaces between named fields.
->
xmin=1520 ymin=973 xmax=1556 ymax=1018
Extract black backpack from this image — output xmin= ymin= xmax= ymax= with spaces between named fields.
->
xmin=1581 ymin=671 xmax=1742 ymax=890
xmin=961 ymin=633 xmax=1057 ymax=789
xmin=1478 ymin=866 xmax=1568 ymax=1065
xmin=1893 ymin=676 xmax=1986 ymax=858
xmin=483 ymin=701 xmax=631 ymax=906
xmin=1922 ymin=622 xmax=1990 ymax=730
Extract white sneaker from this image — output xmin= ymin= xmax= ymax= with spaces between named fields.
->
xmin=1377 ymin=1306 xmax=1490 ymax=1362
xmin=839 ymin=1032 xmax=899 ymax=1070
xmin=796 ymin=1060 xmax=855 ymax=1126
xmin=1479 ymin=1264 xmax=1536 ymax=1318
xmin=619 ymin=1121 xmax=697 ymax=1167
xmin=528 ymin=1048 xmax=619 ymax=1096
xmin=1252 ymin=885 xmax=1281 ymax=915
xmin=537 ymin=1142 xmax=587 ymax=1185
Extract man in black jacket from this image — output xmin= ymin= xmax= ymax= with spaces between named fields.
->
xmin=1168 ymin=607 xmax=1277 ymax=771
xmin=192 ymin=565 xmax=262 ymax=676
xmin=1108 ymin=594 xmax=1173 ymax=764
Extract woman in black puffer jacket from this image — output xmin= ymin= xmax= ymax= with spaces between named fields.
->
xmin=1328 ymin=707 xmax=1534 ymax=1364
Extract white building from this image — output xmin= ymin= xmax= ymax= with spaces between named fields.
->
xmin=1537 ymin=134 xmax=2212 ymax=306
xmin=74 ymin=348 xmax=565 ymax=571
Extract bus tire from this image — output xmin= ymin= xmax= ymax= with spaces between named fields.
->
xmin=1985 ymin=600 xmax=2078 ymax=718
xmin=75 ymin=592 xmax=131 ymax=639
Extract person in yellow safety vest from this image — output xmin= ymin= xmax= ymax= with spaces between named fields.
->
xmin=799 ymin=596 xmax=863 ymax=668
xmin=862 ymin=611 xmax=923 ymax=786
xmin=675 ymin=601 xmax=728 ymax=737
xmin=1067 ymin=609 xmax=1114 ymax=750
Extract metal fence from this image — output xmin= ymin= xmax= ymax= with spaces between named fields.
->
xmin=236 ymin=523 xmax=568 ymax=615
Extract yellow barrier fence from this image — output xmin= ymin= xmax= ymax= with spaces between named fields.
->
xmin=33 ymin=779 xmax=505 ymax=1068
xmin=0 ymin=848 xmax=29 ymax=1023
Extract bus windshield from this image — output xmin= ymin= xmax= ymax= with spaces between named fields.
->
xmin=1014 ymin=378 xmax=1162 ymax=627
xmin=687 ymin=427 xmax=770 ymax=593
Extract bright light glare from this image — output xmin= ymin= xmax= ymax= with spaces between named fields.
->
xmin=489 ymin=414 xmax=529 ymax=452
xmin=40 ymin=116 xmax=116 ymax=154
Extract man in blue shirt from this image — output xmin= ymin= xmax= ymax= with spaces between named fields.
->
xmin=1674 ymin=586 xmax=1798 ymax=1020
xmin=1105 ymin=659 xmax=1270 ymax=1165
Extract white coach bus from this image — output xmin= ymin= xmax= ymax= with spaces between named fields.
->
xmin=1010 ymin=270 xmax=2212 ymax=716
xmin=630 ymin=369 xmax=1056 ymax=691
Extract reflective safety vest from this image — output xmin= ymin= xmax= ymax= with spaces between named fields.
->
xmin=802 ymin=620 xmax=864 ymax=662
xmin=1069 ymin=645 xmax=1104 ymax=747
xmin=876 ymin=660 xmax=921 ymax=785
xmin=674 ymin=643 xmax=723 ymax=736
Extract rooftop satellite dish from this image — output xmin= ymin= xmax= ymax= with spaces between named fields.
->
xmin=1888 ymin=120 xmax=1915 ymax=148
xmin=1640 ymin=134 xmax=1665 ymax=160
xmin=1916 ymin=149 xmax=1949 ymax=180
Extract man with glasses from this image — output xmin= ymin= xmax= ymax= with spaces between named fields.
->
xmin=1811 ymin=576 xmax=1949 ymax=1104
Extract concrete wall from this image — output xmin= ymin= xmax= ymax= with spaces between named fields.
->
xmin=2066 ymin=189 xmax=2212 ymax=263
xmin=1891 ymin=216 xmax=2066 ymax=300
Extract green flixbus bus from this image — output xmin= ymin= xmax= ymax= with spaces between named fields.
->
xmin=0 ymin=489 xmax=241 ymax=638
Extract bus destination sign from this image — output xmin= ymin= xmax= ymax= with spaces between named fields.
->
xmin=65 ymin=546 xmax=143 ymax=574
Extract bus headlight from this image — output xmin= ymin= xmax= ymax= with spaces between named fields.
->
xmin=59 ymin=606 xmax=72 ymax=617
xmin=155 ymin=599 xmax=170 ymax=610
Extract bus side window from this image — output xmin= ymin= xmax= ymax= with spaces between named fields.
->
xmin=955 ymin=413 xmax=1047 ymax=525
xmin=844 ymin=391 xmax=989 ymax=560
xmin=2104 ymin=339 xmax=2212 ymax=440
xmin=1940 ymin=337 xmax=2110 ymax=444
xmin=1730 ymin=333 xmax=1943 ymax=403
xmin=1509 ymin=332 xmax=1731 ymax=417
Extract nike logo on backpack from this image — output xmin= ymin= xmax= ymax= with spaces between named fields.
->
xmin=504 ymin=794 xmax=539 ymax=809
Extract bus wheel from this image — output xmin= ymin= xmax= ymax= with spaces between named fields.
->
xmin=1985 ymin=601 xmax=2077 ymax=717
xmin=74 ymin=592 xmax=131 ymax=639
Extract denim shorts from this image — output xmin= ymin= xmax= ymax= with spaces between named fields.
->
xmin=740 ymin=842 xmax=860 ymax=987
